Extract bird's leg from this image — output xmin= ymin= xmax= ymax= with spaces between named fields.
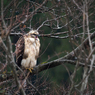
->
xmin=26 ymin=68 xmax=33 ymax=73
xmin=28 ymin=68 xmax=32 ymax=73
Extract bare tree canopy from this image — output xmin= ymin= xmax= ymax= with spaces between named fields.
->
xmin=0 ymin=0 xmax=95 ymax=95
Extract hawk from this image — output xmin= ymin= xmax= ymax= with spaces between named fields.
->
xmin=15 ymin=30 xmax=40 ymax=72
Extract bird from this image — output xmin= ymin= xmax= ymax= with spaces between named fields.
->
xmin=15 ymin=30 xmax=40 ymax=73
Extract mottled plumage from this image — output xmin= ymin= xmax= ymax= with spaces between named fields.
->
xmin=16 ymin=30 xmax=40 ymax=70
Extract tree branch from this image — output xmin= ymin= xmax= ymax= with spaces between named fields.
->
xmin=0 ymin=30 xmax=95 ymax=81
xmin=32 ymin=30 xmax=95 ymax=74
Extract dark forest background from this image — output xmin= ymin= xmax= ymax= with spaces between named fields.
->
xmin=0 ymin=0 xmax=95 ymax=95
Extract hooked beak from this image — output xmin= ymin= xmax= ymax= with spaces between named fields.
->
xmin=35 ymin=34 xmax=40 ymax=39
xmin=37 ymin=34 xmax=40 ymax=37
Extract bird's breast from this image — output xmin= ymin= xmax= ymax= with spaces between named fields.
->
xmin=28 ymin=37 xmax=35 ymax=43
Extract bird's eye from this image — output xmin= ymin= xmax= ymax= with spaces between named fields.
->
xmin=31 ymin=34 xmax=35 ymax=37
xmin=33 ymin=34 xmax=36 ymax=36
xmin=31 ymin=34 xmax=38 ymax=38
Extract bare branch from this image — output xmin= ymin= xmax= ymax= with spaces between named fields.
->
xmin=1 ymin=0 xmax=8 ymax=33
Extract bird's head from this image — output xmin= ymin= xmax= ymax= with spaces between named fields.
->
xmin=28 ymin=30 xmax=40 ymax=38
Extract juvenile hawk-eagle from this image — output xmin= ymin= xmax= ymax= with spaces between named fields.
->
xmin=15 ymin=30 xmax=40 ymax=72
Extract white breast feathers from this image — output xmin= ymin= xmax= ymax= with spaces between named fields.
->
xmin=21 ymin=35 xmax=40 ymax=69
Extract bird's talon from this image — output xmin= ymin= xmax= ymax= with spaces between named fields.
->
xmin=29 ymin=68 xmax=32 ymax=73
xmin=26 ymin=68 xmax=32 ymax=73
